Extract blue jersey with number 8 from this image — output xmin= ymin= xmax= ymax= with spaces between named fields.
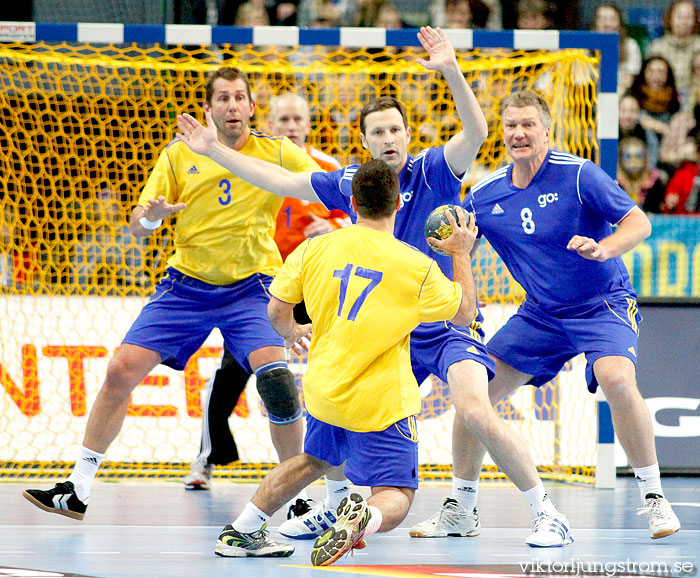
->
xmin=464 ymin=150 xmax=637 ymax=314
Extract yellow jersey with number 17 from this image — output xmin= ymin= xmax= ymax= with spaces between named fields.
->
xmin=269 ymin=225 xmax=463 ymax=432
xmin=138 ymin=131 xmax=320 ymax=285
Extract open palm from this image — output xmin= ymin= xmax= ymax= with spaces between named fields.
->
xmin=416 ymin=26 xmax=456 ymax=73
xmin=177 ymin=110 xmax=218 ymax=155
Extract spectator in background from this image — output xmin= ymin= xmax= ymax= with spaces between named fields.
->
xmin=501 ymin=0 xmax=580 ymax=30
xmin=659 ymin=131 xmax=700 ymax=215
xmin=617 ymin=135 xmax=668 ymax=211
xmin=373 ymin=0 xmax=406 ymax=29
xmin=629 ymin=56 xmax=681 ymax=159
xmin=592 ymin=3 xmax=642 ymax=95
xmin=297 ymin=0 xmax=356 ymax=26
xmin=657 ymin=109 xmax=697 ymax=172
xmin=647 ymin=0 xmax=700 ymax=103
xmin=220 ymin=0 xmax=298 ymax=26
xmin=70 ymin=186 xmax=147 ymax=291
xmin=430 ymin=0 xmax=494 ymax=29
xmin=516 ymin=0 xmax=552 ymax=30
xmin=683 ymin=50 xmax=700 ymax=113
xmin=235 ymin=0 xmax=271 ymax=25
xmin=619 ymin=92 xmax=657 ymax=167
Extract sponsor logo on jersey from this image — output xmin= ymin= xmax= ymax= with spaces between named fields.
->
xmin=491 ymin=203 xmax=505 ymax=215
xmin=187 ymin=164 xmax=199 ymax=174
xmin=537 ymin=192 xmax=559 ymax=208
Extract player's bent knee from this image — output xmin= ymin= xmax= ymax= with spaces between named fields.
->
xmin=256 ymin=368 xmax=302 ymax=424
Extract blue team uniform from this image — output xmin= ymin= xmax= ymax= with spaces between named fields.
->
xmin=464 ymin=150 xmax=641 ymax=391
xmin=311 ymin=147 xmax=495 ymax=383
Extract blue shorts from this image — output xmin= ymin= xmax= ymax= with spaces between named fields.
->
xmin=304 ymin=414 xmax=419 ymax=489
xmin=486 ymin=295 xmax=641 ymax=393
xmin=122 ymin=267 xmax=283 ymax=372
xmin=410 ymin=321 xmax=495 ymax=384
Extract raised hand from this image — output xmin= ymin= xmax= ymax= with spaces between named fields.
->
xmin=416 ymin=26 xmax=458 ymax=74
xmin=176 ymin=110 xmax=219 ymax=156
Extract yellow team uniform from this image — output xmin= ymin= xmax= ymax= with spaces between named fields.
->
xmin=269 ymin=225 xmax=463 ymax=432
xmin=138 ymin=132 xmax=320 ymax=285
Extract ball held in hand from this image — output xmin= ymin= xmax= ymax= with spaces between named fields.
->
xmin=424 ymin=204 xmax=469 ymax=256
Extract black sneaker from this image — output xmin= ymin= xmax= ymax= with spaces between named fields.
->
xmin=214 ymin=523 xmax=295 ymax=557
xmin=23 ymin=481 xmax=88 ymax=520
xmin=311 ymin=493 xmax=370 ymax=566
xmin=287 ymin=498 xmax=313 ymax=519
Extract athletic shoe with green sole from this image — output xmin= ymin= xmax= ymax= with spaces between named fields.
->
xmin=311 ymin=492 xmax=370 ymax=566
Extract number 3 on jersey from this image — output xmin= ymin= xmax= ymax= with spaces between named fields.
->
xmin=333 ymin=264 xmax=383 ymax=321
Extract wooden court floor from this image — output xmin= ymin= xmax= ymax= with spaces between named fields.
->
xmin=1 ymin=476 xmax=698 ymax=578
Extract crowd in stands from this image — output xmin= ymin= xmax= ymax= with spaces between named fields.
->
xmin=608 ymin=0 xmax=700 ymax=215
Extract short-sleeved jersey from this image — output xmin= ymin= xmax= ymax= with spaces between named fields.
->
xmin=138 ymin=132 xmax=320 ymax=285
xmin=269 ymin=225 xmax=462 ymax=432
xmin=274 ymin=145 xmax=349 ymax=261
xmin=310 ymin=147 xmax=462 ymax=278
xmin=464 ymin=150 xmax=637 ymax=314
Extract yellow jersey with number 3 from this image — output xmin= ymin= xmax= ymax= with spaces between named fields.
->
xmin=269 ymin=225 xmax=463 ymax=432
xmin=138 ymin=131 xmax=320 ymax=285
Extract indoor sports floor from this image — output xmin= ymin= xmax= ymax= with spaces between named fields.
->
xmin=2 ymin=477 xmax=698 ymax=578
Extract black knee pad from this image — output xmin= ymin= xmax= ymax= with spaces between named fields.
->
xmin=256 ymin=368 xmax=302 ymax=424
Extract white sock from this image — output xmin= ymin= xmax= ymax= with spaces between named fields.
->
xmin=325 ymin=477 xmax=351 ymax=509
xmin=232 ymin=502 xmax=269 ymax=533
xmin=451 ymin=476 xmax=479 ymax=511
xmin=67 ymin=446 xmax=104 ymax=502
xmin=363 ymin=505 xmax=382 ymax=537
xmin=523 ymin=482 xmax=559 ymax=517
xmin=285 ymin=488 xmax=309 ymax=512
xmin=633 ymin=463 xmax=664 ymax=503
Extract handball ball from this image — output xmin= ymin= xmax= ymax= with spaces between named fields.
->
xmin=424 ymin=204 xmax=468 ymax=256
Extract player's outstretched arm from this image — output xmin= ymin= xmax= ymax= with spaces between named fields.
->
xmin=176 ymin=111 xmax=321 ymax=202
xmin=129 ymin=196 xmax=187 ymax=237
xmin=416 ymin=26 xmax=487 ymax=176
xmin=567 ymin=206 xmax=651 ymax=262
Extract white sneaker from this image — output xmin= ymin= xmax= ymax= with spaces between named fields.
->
xmin=279 ymin=499 xmax=338 ymax=540
xmin=183 ymin=462 xmax=212 ymax=491
xmin=637 ymin=495 xmax=680 ymax=539
xmin=526 ymin=513 xmax=574 ymax=547
xmin=409 ymin=498 xmax=481 ymax=538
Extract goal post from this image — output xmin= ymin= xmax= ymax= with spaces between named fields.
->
xmin=0 ymin=22 xmax=618 ymax=486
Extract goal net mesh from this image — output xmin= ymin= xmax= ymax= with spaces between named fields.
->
xmin=0 ymin=39 xmax=600 ymax=483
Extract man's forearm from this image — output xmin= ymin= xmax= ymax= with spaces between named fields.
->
xmin=208 ymin=142 xmax=318 ymax=202
xmin=268 ymin=301 xmax=297 ymax=342
xmin=441 ymin=65 xmax=488 ymax=174
xmin=451 ymin=253 xmax=477 ymax=324
xmin=600 ymin=207 xmax=652 ymax=259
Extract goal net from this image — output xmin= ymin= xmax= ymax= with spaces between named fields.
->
xmin=0 ymin=24 xmax=608 ymax=484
